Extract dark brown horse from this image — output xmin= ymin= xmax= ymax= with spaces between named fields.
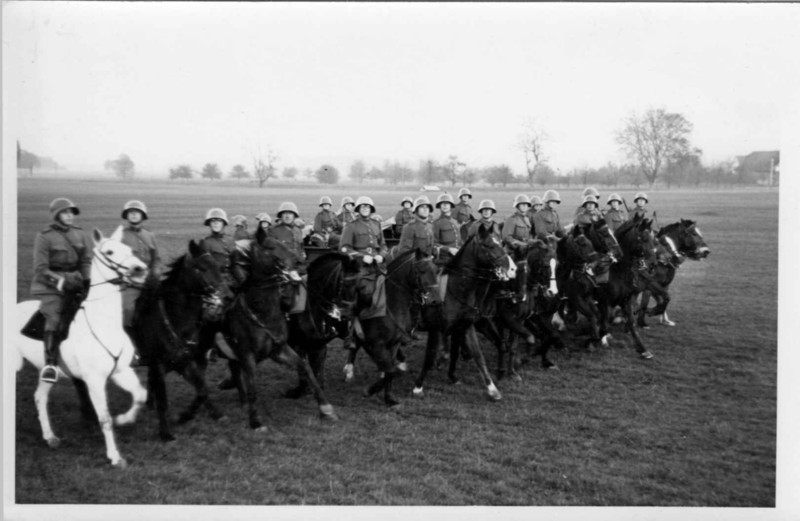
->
xmin=131 ymin=240 xmax=230 ymax=440
xmin=412 ymin=223 xmax=517 ymax=400
xmin=218 ymin=226 xmax=338 ymax=430
xmin=637 ymin=219 xmax=710 ymax=328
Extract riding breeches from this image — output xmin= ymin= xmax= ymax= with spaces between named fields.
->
xmin=38 ymin=294 xmax=66 ymax=331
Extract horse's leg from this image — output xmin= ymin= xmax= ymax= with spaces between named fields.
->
xmin=343 ymin=343 xmax=358 ymax=383
xmin=178 ymin=360 xmax=223 ymax=423
xmin=272 ymin=343 xmax=338 ymax=421
xmin=447 ymin=329 xmax=464 ymax=385
xmin=284 ymin=340 xmax=320 ymax=399
xmin=110 ymin=367 xmax=148 ymax=426
xmin=571 ymin=292 xmax=602 ymax=351
xmin=84 ymin=376 xmax=126 ymax=468
xmin=147 ymin=363 xmax=175 ymax=441
xmin=72 ymin=377 xmax=97 ymax=424
xmin=382 ymin=369 xmax=401 ymax=408
xmin=637 ymin=289 xmax=652 ymax=328
xmin=478 ymin=317 xmax=506 ymax=380
xmin=465 ymin=326 xmax=502 ymax=401
xmin=413 ymin=327 xmax=441 ymax=398
xmin=624 ymin=295 xmax=653 ymax=359
xmin=595 ymin=288 xmax=612 ymax=347
xmin=240 ymin=349 xmax=266 ymax=430
xmin=34 ymin=381 xmax=60 ymax=448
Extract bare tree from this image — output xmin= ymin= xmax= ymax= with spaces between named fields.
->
xmin=518 ymin=120 xmax=549 ymax=186
xmin=445 ymin=155 xmax=466 ymax=186
xmin=252 ymin=147 xmax=278 ymax=188
xmin=616 ymin=108 xmax=694 ymax=188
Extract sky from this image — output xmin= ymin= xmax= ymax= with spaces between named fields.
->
xmin=3 ymin=2 xmax=798 ymax=178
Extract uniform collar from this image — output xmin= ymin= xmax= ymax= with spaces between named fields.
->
xmin=51 ymin=222 xmax=70 ymax=232
xmin=125 ymin=223 xmax=143 ymax=232
xmin=210 ymin=231 xmax=226 ymax=238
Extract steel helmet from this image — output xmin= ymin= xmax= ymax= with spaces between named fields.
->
xmin=435 ymin=192 xmax=455 ymax=208
xmin=582 ymin=187 xmax=600 ymax=199
xmin=400 ymin=196 xmax=414 ymax=207
xmin=341 ymin=196 xmax=355 ymax=207
xmin=513 ymin=194 xmax=531 ymax=208
xmin=255 ymin=212 xmax=272 ymax=224
xmin=355 ymin=196 xmax=376 ymax=213
xmin=121 ymin=200 xmax=148 ymax=220
xmin=277 ymin=201 xmax=299 ymax=218
xmin=634 ymin=192 xmax=649 ymax=203
xmin=413 ymin=196 xmax=434 ymax=214
xmin=50 ymin=198 xmax=80 ymax=220
xmin=478 ymin=199 xmax=497 ymax=214
xmin=204 ymin=208 xmax=228 ymax=226
xmin=232 ymin=214 xmax=247 ymax=226
xmin=530 ymin=195 xmax=543 ymax=206
xmin=319 ymin=196 xmax=333 ymax=207
xmin=543 ymin=190 xmax=561 ymax=204
xmin=607 ymin=193 xmax=623 ymax=205
xmin=457 ymin=187 xmax=472 ymax=199
xmin=581 ymin=195 xmax=599 ymax=207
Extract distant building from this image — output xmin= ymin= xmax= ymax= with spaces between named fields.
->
xmin=734 ymin=150 xmax=779 ymax=186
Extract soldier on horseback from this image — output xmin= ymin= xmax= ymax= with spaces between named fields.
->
xmin=453 ymin=187 xmax=475 ymax=225
xmin=527 ymin=195 xmax=543 ymax=222
xmin=468 ymin=199 xmax=501 ymax=238
xmin=533 ymin=190 xmax=565 ymax=238
xmin=119 ymin=200 xmax=163 ymax=364
xmin=432 ymin=193 xmax=461 ymax=266
xmin=503 ymin=194 xmax=536 ymax=301
xmin=337 ymin=196 xmax=357 ymax=230
xmin=397 ymin=196 xmax=435 ymax=257
xmin=604 ymin=193 xmax=628 ymax=232
xmin=575 ymin=187 xmax=601 ymax=220
xmin=630 ymin=192 xmax=651 ymax=221
xmin=232 ymin=215 xmax=251 ymax=241
xmin=394 ymin=196 xmax=415 ymax=236
xmin=267 ymin=201 xmax=308 ymax=310
xmin=31 ymin=198 xmax=92 ymax=383
xmin=200 ymin=208 xmax=247 ymax=290
xmin=574 ymin=194 xmax=603 ymax=226
xmin=313 ymin=196 xmax=341 ymax=248
xmin=255 ymin=212 xmax=272 ymax=231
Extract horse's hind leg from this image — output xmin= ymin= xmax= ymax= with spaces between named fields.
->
xmin=148 ymin=363 xmax=175 ymax=441
xmin=624 ymin=296 xmax=653 ymax=360
xmin=72 ymin=377 xmax=97 ymax=424
xmin=465 ymin=326 xmax=502 ymax=401
xmin=177 ymin=361 xmax=222 ymax=424
xmin=413 ymin=328 xmax=441 ymax=397
xmin=637 ymin=290 xmax=651 ymax=328
xmin=110 ymin=367 xmax=147 ymax=427
xmin=34 ymin=381 xmax=60 ymax=448
xmin=84 ymin=376 xmax=126 ymax=468
xmin=343 ymin=344 xmax=358 ymax=383
xmin=273 ymin=343 xmax=338 ymax=421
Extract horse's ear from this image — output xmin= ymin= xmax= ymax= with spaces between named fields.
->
xmin=110 ymin=225 xmax=124 ymax=242
xmin=188 ymin=239 xmax=201 ymax=258
xmin=92 ymin=228 xmax=104 ymax=245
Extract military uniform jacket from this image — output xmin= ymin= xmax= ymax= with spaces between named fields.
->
xmin=122 ymin=224 xmax=162 ymax=274
xmin=532 ymin=208 xmax=563 ymax=236
xmin=432 ymin=214 xmax=461 ymax=249
xmin=502 ymin=212 xmax=532 ymax=250
xmin=233 ymin=228 xmax=251 ymax=241
xmin=337 ymin=210 xmax=356 ymax=230
xmin=341 ymin=217 xmax=387 ymax=257
xmin=604 ymin=208 xmax=628 ymax=232
xmin=574 ymin=208 xmax=604 ymax=226
xmin=200 ymin=232 xmax=236 ymax=272
xmin=313 ymin=209 xmax=338 ymax=235
xmin=453 ymin=202 xmax=474 ymax=225
xmin=397 ymin=218 xmax=435 ymax=256
xmin=525 ymin=208 xmax=540 ymax=223
xmin=31 ymin=223 xmax=92 ymax=296
xmin=267 ymin=222 xmax=307 ymax=267
xmin=394 ymin=208 xmax=414 ymax=231
xmin=468 ymin=218 xmax=501 ymax=239
xmin=630 ymin=207 xmax=649 ymax=221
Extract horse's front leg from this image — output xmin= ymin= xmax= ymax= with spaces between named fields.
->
xmin=343 ymin=342 xmax=359 ymax=383
xmin=177 ymin=358 xmax=220 ymax=423
xmin=147 ymin=363 xmax=174 ymax=441
xmin=465 ymin=326 xmax=502 ymax=401
xmin=239 ymin=349 xmax=266 ymax=430
xmin=624 ymin=295 xmax=653 ymax=360
xmin=413 ymin=326 xmax=441 ymax=398
xmin=84 ymin=376 xmax=126 ymax=468
xmin=273 ymin=343 xmax=338 ymax=421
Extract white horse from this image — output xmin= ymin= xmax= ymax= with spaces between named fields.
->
xmin=13 ymin=227 xmax=149 ymax=468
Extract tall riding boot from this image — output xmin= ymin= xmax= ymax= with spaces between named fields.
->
xmin=40 ymin=331 xmax=60 ymax=383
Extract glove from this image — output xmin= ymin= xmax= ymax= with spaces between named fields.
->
xmin=448 ymin=247 xmax=459 ymax=255
xmin=362 ymin=255 xmax=374 ymax=265
xmin=374 ymin=255 xmax=384 ymax=264
xmin=77 ymin=279 xmax=91 ymax=300
xmin=63 ymin=272 xmax=84 ymax=292
xmin=288 ymin=270 xmax=302 ymax=282
xmin=55 ymin=276 xmax=65 ymax=292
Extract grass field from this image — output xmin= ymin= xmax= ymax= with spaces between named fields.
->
xmin=11 ymin=178 xmax=778 ymax=506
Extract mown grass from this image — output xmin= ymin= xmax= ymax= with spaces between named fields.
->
xmin=13 ymin=178 xmax=776 ymax=505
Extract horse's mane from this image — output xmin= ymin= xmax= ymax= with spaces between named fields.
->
xmin=308 ymin=251 xmax=353 ymax=288
xmin=657 ymin=220 xmax=691 ymax=238
xmin=613 ymin=216 xmax=642 ymax=241
xmin=387 ymin=248 xmax=417 ymax=272
xmin=137 ymin=253 xmax=187 ymax=306
xmin=443 ymin=233 xmax=476 ymax=275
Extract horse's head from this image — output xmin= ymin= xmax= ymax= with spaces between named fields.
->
xmin=92 ymin=227 xmax=149 ymax=286
xmin=590 ymin=220 xmax=623 ymax=263
xmin=474 ymin=222 xmax=516 ymax=281
xmin=526 ymin=233 xmax=559 ymax=296
xmin=184 ymin=240 xmax=230 ymax=321
xmin=676 ymin=220 xmax=710 ymax=260
xmin=615 ymin=214 xmax=653 ymax=260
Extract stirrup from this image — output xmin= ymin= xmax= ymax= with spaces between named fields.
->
xmin=40 ymin=365 xmax=58 ymax=383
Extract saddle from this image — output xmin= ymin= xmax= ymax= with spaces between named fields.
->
xmin=21 ymin=295 xmax=83 ymax=341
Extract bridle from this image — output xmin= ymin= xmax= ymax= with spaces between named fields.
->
xmin=385 ymin=253 xmax=438 ymax=306
xmin=91 ymin=240 xmax=148 ymax=288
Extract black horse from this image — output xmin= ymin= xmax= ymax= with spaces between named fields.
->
xmin=219 ymin=226 xmax=338 ymax=430
xmin=637 ymin=219 xmax=710 ymax=328
xmin=131 ymin=240 xmax=230 ymax=440
xmin=598 ymin=214 xmax=656 ymax=359
xmin=412 ymin=223 xmax=516 ymax=400
xmin=282 ymin=252 xmax=360 ymax=399
xmin=556 ymin=225 xmax=605 ymax=350
xmin=352 ymin=248 xmax=440 ymax=407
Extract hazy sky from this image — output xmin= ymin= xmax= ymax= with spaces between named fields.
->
xmin=4 ymin=2 xmax=797 ymax=177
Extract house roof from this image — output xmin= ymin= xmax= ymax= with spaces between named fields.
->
xmin=739 ymin=150 xmax=779 ymax=172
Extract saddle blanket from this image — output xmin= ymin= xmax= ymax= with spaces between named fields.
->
xmin=359 ymin=274 xmax=387 ymax=320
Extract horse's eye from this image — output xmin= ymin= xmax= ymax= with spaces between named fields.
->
xmin=105 ymin=250 xmax=114 ymax=255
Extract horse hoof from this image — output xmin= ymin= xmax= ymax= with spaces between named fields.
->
xmin=159 ymin=431 xmax=177 ymax=442
xmin=343 ymin=364 xmax=355 ymax=383
xmin=612 ymin=316 xmax=624 ymax=325
xmin=113 ymin=414 xmax=132 ymax=427
xmin=511 ymin=373 xmax=522 ymax=383
xmin=449 ymin=377 xmax=461 ymax=386
xmin=640 ymin=351 xmax=654 ymax=360
xmin=111 ymin=458 xmax=128 ymax=470
xmin=396 ymin=361 xmax=408 ymax=372
xmin=546 ymin=364 xmax=560 ymax=371
xmin=601 ymin=334 xmax=611 ymax=347
xmin=319 ymin=404 xmax=338 ymax=422
xmin=46 ymin=437 xmax=61 ymax=449
xmin=661 ymin=320 xmax=676 ymax=327
xmin=254 ymin=425 xmax=269 ymax=433
xmin=487 ymin=389 xmax=503 ymax=402
xmin=412 ymin=387 xmax=424 ymax=398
